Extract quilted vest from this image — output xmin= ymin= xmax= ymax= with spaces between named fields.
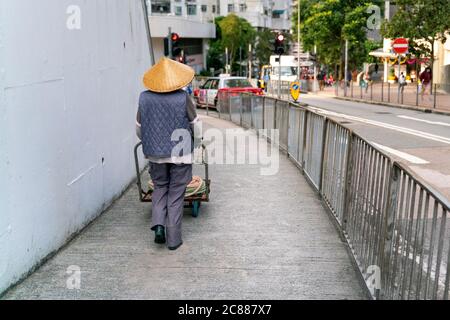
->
xmin=139 ymin=90 xmax=193 ymax=158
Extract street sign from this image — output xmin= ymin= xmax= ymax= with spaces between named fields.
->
xmin=392 ymin=38 xmax=409 ymax=55
xmin=290 ymin=81 xmax=301 ymax=102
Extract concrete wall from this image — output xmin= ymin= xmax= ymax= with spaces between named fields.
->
xmin=0 ymin=0 xmax=150 ymax=294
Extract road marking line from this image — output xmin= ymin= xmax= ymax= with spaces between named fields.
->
xmin=307 ymin=106 xmax=450 ymax=145
xmin=397 ymin=115 xmax=450 ymax=127
xmin=371 ymin=142 xmax=429 ymax=164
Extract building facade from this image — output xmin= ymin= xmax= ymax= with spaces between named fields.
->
xmin=146 ymin=0 xmax=217 ymax=73
xmin=214 ymin=0 xmax=293 ymax=32
xmin=146 ymin=1 xmax=294 ymax=73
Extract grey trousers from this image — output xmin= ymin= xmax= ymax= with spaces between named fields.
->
xmin=149 ymin=162 xmax=192 ymax=247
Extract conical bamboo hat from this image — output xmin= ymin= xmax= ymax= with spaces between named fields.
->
xmin=143 ymin=57 xmax=195 ymax=93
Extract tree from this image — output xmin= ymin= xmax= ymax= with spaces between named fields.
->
xmin=218 ymin=14 xmax=256 ymax=73
xmin=292 ymin=0 xmax=381 ymax=79
xmin=254 ymin=29 xmax=276 ymax=69
xmin=207 ymin=15 xmax=256 ymax=74
xmin=381 ymin=0 xmax=450 ymax=82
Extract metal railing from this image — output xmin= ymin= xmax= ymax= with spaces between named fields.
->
xmin=216 ymin=91 xmax=450 ymax=300
xmin=334 ymin=80 xmax=450 ymax=110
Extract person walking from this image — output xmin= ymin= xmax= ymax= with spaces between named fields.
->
xmin=317 ymin=70 xmax=325 ymax=91
xmin=263 ymin=73 xmax=270 ymax=93
xmin=136 ymin=57 xmax=198 ymax=251
xmin=419 ymin=67 xmax=432 ymax=100
xmin=364 ymin=71 xmax=372 ymax=94
xmin=398 ymin=72 xmax=407 ymax=97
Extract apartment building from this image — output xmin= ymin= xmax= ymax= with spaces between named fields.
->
xmin=146 ymin=0 xmax=216 ymax=73
xmin=215 ymin=0 xmax=293 ymax=32
xmin=146 ymin=1 xmax=293 ymax=72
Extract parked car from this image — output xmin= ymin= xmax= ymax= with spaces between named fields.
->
xmin=193 ymin=76 xmax=263 ymax=108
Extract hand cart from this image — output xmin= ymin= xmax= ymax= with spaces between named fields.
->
xmin=134 ymin=142 xmax=210 ymax=218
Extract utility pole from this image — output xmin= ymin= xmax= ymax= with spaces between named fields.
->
xmin=397 ymin=54 xmax=401 ymax=102
xmin=141 ymin=0 xmax=155 ymax=65
xmin=168 ymin=27 xmax=173 ymax=59
xmin=297 ymin=0 xmax=301 ymax=81
xmin=344 ymin=39 xmax=349 ymax=96
xmin=248 ymin=44 xmax=252 ymax=79
xmin=225 ymin=47 xmax=229 ymax=74
xmin=278 ymin=55 xmax=281 ymax=99
xmin=313 ymin=44 xmax=318 ymax=92
xmin=239 ymin=47 xmax=242 ymax=76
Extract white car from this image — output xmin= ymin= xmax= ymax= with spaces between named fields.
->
xmin=194 ymin=76 xmax=263 ymax=108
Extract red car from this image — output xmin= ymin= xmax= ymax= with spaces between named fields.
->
xmin=194 ymin=76 xmax=263 ymax=108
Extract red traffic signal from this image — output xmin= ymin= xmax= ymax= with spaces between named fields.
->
xmin=276 ymin=34 xmax=285 ymax=42
xmin=171 ymin=33 xmax=180 ymax=42
xmin=275 ymin=33 xmax=285 ymax=55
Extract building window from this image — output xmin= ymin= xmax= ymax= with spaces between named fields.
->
xmin=175 ymin=6 xmax=182 ymax=16
xmin=187 ymin=4 xmax=197 ymax=15
xmin=151 ymin=0 xmax=171 ymax=14
xmin=239 ymin=4 xmax=247 ymax=12
xmin=228 ymin=4 xmax=234 ymax=12
xmin=212 ymin=5 xmax=216 ymax=13
xmin=201 ymin=5 xmax=207 ymax=12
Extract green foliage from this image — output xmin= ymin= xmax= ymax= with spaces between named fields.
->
xmin=292 ymin=0 xmax=381 ymax=76
xmin=219 ymin=14 xmax=256 ymax=71
xmin=255 ymin=29 xmax=276 ymax=68
xmin=207 ymin=14 xmax=256 ymax=74
xmin=381 ymin=0 xmax=450 ymax=60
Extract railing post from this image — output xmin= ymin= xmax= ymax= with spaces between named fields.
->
xmin=273 ymin=99 xmax=277 ymax=130
xmin=388 ymin=83 xmax=391 ymax=103
xmin=370 ymin=82 xmax=373 ymax=101
xmin=381 ymin=81 xmax=384 ymax=102
xmin=301 ymin=110 xmax=309 ymax=169
xmin=262 ymin=96 xmax=266 ymax=130
xmin=318 ymin=117 xmax=329 ymax=193
xmin=360 ymin=82 xmax=362 ymax=99
xmin=342 ymin=132 xmax=353 ymax=231
xmin=433 ymin=84 xmax=437 ymax=109
xmin=416 ymin=81 xmax=419 ymax=106
xmin=239 ymin=94 xmax=243 ymax=127
xmin=228 ymin=92 xmax=232 ymax=121
xmin=379 ymin=163 xmax=398 ymax=300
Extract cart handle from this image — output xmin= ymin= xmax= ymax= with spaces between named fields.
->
xmin=134 ymin=142 xmax=209 ymax=202
xmin=134 ymin=142 xmax=145 ymax=202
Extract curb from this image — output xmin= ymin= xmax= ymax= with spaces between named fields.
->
xmin=334 ymin=96 xmax=450 ymax=116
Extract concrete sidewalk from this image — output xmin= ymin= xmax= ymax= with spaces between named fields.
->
xmin=2 ymin=114 xmax=367 ymax=300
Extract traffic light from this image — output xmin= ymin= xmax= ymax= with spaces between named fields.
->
xmin=274 ymin=33 xmax=285 ymax=55
xmin=164 ymin=32 xmax=182 ymax=58
xmin=171 ymin=33 xmax=182 ymax=58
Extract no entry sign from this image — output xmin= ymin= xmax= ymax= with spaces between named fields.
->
xmin=392 ymin=38 xmax=409 ymax=55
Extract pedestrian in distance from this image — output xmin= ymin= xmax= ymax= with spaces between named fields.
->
xmin=317 ymin=70 xmax=325 ymax=91
xmin=364 ymin=71 xmax=372 ymax=94
xmin=136 ymin=57 xmax=199 ymax=251
xmin=263 ymin=73 xmax=270 ymax=93
xmin=398 ymin=72 xmax=407 ymax=96
xmin=346 ymin=69 xmax=352 ymax=88
xmin=419 ymin=67 xmax=432 ymax=100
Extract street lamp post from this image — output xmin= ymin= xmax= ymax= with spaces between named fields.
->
xmin=344 ymin=39 xmax=349 ymax=97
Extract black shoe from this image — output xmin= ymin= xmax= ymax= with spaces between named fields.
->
xmin=154 ymin=226 xmax=166 ymax=244
xmin=168 ymin=242 xmax=183 ymax=251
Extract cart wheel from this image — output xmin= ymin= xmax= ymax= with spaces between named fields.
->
xmin=192 ymin=201 xmax=200 ymax=218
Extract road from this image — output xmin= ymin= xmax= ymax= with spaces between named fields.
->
xmin=297 ymin=94 xmax=450 ymax=201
